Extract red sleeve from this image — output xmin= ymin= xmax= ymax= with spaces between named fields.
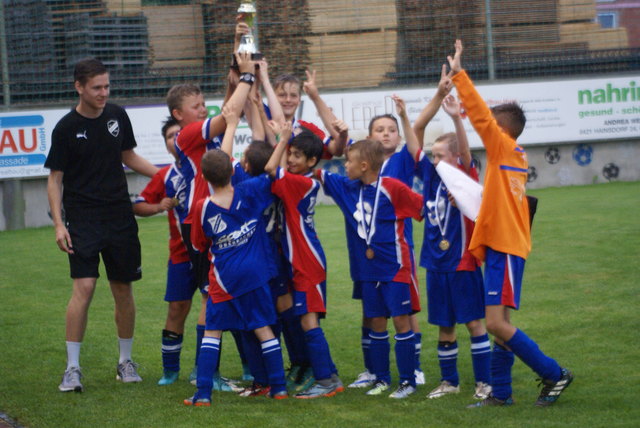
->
xmin=271 ymin=168 xmax=313 ymax=203
xmin=190 ymin=198 xmax=210 ymax=253
xmin=175 ymin=120 xmax=206 ymax=156
xmin=138 ymin=166 xmax=169 ymax=204
xmin=383 ymin=177 xmax=424 ymax=221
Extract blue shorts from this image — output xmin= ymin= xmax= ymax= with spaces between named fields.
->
xmin=293 ymin=281 xmax=327 ymax=316
xmin=426 ymin=268 xmax=485 ymax=327
xmin=205 ymin=285 xmax=276 ymax=331
xmin=164 ymin=259 xmax=202 ymax=302
xmin=352 ymin=281 xmax=363 ymax=300
xmin=484 ymin=248 xmax=525 ymax=310
xmin=362 ymin=281 xmax=412 ymax=318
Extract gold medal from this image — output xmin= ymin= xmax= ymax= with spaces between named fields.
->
xmin=439 ymin=239 xmax=450 ymax=251
xmin=366 ymin=247 xmax=375 ymax=259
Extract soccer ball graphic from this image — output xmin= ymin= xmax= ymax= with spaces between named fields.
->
xmin=573 ymin=144 xmax=593 ymax=166
xmin=602 ymin=163 xmax=620 ymax=181
xmin=527 ymin=166 xmax=538 ymax=183
xmin=545 ymin=147 xmax=560 ymax=164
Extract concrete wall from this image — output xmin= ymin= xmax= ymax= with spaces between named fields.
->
xmin=1 ymin=138 xmax=638 ymax=231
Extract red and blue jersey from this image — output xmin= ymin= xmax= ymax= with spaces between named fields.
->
xmin=318 ymin=171 xmax=423 ymax=284
xmin=271 ymin=167 xmax=326 ymax=292
xmin=415 ymin=151 xmax=481 ymax=272
xmin=190 ymin=175 xmax=276 ymax=303
xmin=174 ymin=118 xmax=222 ymax=224
xmin=135 ymin=164 xmax=189 ymax=264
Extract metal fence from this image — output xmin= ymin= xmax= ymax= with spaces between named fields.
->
xmin=1 ymin=0 xmax=638 ymax=106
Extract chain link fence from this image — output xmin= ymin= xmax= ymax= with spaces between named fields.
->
xmin=1 ymin=0 xmax=638 ymax=106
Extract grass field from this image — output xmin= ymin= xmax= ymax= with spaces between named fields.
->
xmin=1 ymin=181 xmax=639 ymax=427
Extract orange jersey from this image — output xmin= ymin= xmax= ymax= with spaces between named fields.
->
xmin=452 ymin=70 xmax=531 ymax=261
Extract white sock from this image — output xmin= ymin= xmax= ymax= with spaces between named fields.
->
xmin=66 ymin=341 xmax=81 ymax=370
xmin=118 ymin=337 xmax=134 ymax=364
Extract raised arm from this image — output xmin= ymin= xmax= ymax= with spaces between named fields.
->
xmin=244 ymin=75 xmax=266 ymax=141
xmin=220 ymin=102 xmax=240 ymax=157
xmin=257 ymin=59 xmax=285 ymax=124
xmin=392 ymin=94 xmax=420 ymax=160
xmin=303 ymin=69 xmax=346 ymax=156
xmin=442 ymin=94 xmax=472 ymax=170
xmin=413 ymin=64 xmax=453 ymax=146
xmin=121 ymin=150 xmax=159 ymax=177
xmin=264 ymin=120 xmax=292 ymax=177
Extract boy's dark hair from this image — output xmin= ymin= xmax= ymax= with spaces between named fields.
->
xmin=74 ymin=58 xmax=107 ymax=85
xmin=434 ymin=132 xmax=459 ymax=154
xmin=274 ymin=73 xmax=301 ymax=92
xmin=290 ymin=129 xmax=324 ymax=168
xmin=166 ymin=84 xmax=202 ymax=120
xmin=348 ymin=139 xmax=385 ymax=173
xmin=201 ymin=150 xmax=232 ymax=187
xmin=161 ymin=117 xmax=179 ymax=139
xmin=368 ymin=113 xmax=399 ymax=136
xmin=491 ymin=103 xmax=526 ymax=139
xmin=244 ymin=140 xmax=274 ymax=176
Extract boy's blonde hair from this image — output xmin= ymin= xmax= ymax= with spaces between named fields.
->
xmin=434 ymin=132 xmax=459 ymax=155
xmin=166 ymin=84 xmax=202 ymax=120
xmin=348 ymin=139 xmax=385 ymax=173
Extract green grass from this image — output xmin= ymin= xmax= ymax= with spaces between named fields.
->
xmin=1 ymin=181 xmax=639 ymax=427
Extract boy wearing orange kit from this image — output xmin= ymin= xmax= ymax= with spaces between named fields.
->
xmin=447 ymin=40 xmax=573 ymax=408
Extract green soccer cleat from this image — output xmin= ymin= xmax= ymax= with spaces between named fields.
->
xmin=157 ymin=370 xmax=179 ymax=386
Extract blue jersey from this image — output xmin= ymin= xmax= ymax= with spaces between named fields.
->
xmin=191 ymin=175 xmax=276 ymax=302
xmin=319 ymin=170 xmax=423 ymax=284
xmin=416 ymin=150 xmax=480 ymax=272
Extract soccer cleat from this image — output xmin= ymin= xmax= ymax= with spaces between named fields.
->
xmin=183 ymin=394 xmax=211 ymax=407
xmin=295 ymin=382 xmax=339 ymax=399
xmin=157 ymin=370 xmax=179 ymax=386
xmin=59 ymin=367 xmax=83 ymax=392
xmin=213 ymin=373 xmax=243 ymax=392
xmin=414 ymin=369 xmax=425 ymax=386
xmin=238 ymin=383 xmax=271 ymax=397
xmin=293 ymin=366 xmax=315 ymax=392
xmin=242 ymin=363 xmax=254 ymax=382
xmin=270 ymin=390 xmax=289 ymax=400
xmin=535 ymin=367 xmax=573 ymax=407
xmin=427 ymin=380 xmax=460 ymax=399
xmin=389 ymin=381 xmax=416 ymax=399
xmin=116 ymin=360 xmax=142 ymax=383
xmin=366 ymin=380 xmax=390 ymax=396
xmin=467 ymin=394 xmax=514 ymax=408
xmin=348 ymin=370 xmax=377 ymax=388
xmin=332 ymin=375 xmax=344 ymax=393
xmin=473 ymin=382 xmax=492 ymax=400
xmin=285 ymin=365 xmax=302 ymax=389
xmin=189 ymin=366 xmax=198 ymax=385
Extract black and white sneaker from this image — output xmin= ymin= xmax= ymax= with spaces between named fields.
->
xmin=535 ymin=367 xmax=573 ymax=407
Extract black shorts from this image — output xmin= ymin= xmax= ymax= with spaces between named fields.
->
xmin=66 ymin=215 xmax=142 ymax=282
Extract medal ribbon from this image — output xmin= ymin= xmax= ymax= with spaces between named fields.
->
xmin=358 ymin=175 xmax=383 ymax=250
xmin=434 ymin=181 xmax=451 ymax=242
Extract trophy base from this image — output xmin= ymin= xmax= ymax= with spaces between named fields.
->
xmin=231 ymin=52 xmax=263 ymax=69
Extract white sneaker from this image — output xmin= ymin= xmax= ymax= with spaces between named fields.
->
xmin=59 ymin=366 xmax=83 ymax=392
xmin=427 ymin=380 xmax=460 ymax=399
xmin=389 ymin=381 xmax=416 ymax=399
xmin=414 ymin=369 xmax=425 ymax=385
xmin=366 ymin=380 xmax=390 ymax=396
xmin=348 ymin=370 xmax=376 ymax=388
xmin=474 ymin=381 xmax=492 ymax=400
xmin=116 ymin=360 xmax=142 ymax=383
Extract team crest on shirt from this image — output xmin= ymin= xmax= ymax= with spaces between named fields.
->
xmin=208 ymin=214 xmax=228 ymax=234
xmin=107 ymin=119 xmax=120 ymax=137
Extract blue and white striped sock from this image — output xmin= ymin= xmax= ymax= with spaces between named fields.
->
xmin=437 ymin=340 xmax=459 ymax=386
xmin=470 ymin=333 xmax=491 ymax=384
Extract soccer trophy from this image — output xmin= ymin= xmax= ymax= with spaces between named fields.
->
xmin=232 ymin=0 xmax=263 ymax=67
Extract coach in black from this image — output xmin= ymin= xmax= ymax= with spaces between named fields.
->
xmin=45 ymin=58 xmax=158 ymax=392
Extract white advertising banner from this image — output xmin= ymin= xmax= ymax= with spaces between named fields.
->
xmin=1 ymin=74 xmax=638 ymax=179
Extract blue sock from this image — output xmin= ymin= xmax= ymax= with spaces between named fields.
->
xmin=196 ymin=336 xmax=220 ymax=401
xmin=395 ymin=331 xmax=416 ymax=386
xmin=261 ymin=338 xmax=286 ymax=394
xmin=506 ymin=329 xmax=562 ymax=382
xmin=490 ymin=342 xmax=514 ymax=400
xmin=280 ymin=308 xmax=308 ymax=366
xmin=161 ymin=329 xmax=182 ymax=372
xmin=304 ymin=327 xmax=333 ymax=381
xmin=242 ymin=331 xmax=268 ymax=385
xmin=438 ymin=341 xmax=459 ymax=386
xmin=362 ymin=327 xmax=373 ymax=372
xmin=195 ymin=324 xmax=205 ymax=366
xmin=369 ymin=331 xmax=391 ymax=384
xmin=414 ymin=332 xmax=422 ymax=372
xmin=470 ymin=334 xmax=491 ymax=384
